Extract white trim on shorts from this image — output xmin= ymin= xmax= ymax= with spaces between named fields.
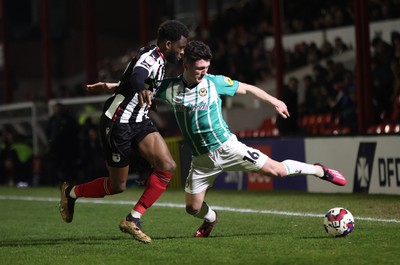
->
xmin=184 ymin=135 xmax=268 ymax=194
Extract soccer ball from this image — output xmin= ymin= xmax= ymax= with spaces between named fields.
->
xmin=323 ymin=207 xmax=355 ymax=237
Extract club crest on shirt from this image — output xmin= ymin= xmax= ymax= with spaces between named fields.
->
xmin=224 ymin=76 xmax=233 ymax=85
xmin=141 ymin=55 xmax=156 ymax=68
xmin=112 ymin=153 xmax=121 ymax=163
xmin=199 ymin=88 xmax=207 ymax=97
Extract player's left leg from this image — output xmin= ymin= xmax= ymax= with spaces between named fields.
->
xmin=119 ymin=120 xmax=176 ymax=243
xmin=131 ymin=131 xmax=176 ymax=218
xmin=185 ymin=191 xmax=218 ymax=237
xmin=184 ymin=153 xmax=221 ymax=238
xmin=223 ymin=135 xmax=346 ymax=186
xmin=119 ymin=132 xmax=176 ymax=243
xmin=118 ymin=131 xmax=175 ymax=243
xmin=258 ymin=159 xmax=347 ymax=186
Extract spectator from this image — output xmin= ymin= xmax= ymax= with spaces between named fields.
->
xmin=300 ymin=74 xmax=317 ymax=114
xmin=333 ymin=37 xmax=349 ymax=55
xmin=371 ymin=57 xmax=394 ymax=122
xmin=44 ymin=103 xmax=80 ymax=185
xmin=325 ymin=59 xmax=336 ymax=84
xmin=342 ymin=70 xmax=357 ymax=104
xmin=0 ymin=129 xmax=7 ymax=185
xmin=276 ymin=77 xmax=301 ymax=135
xmin=372 ymin=36 xmax=394 ymax=66
xmin=390 ymin=59 xmax=400 ymax=122
xmin=320 ymin=40 xmax=334 ymax=58
xmin=392 ymin=94 xmax=400 ymax=123
xmin=0 ymin=127 xmax=33 ymax=187
xmin=77 ymin=123 xmax=108 ymax=184
xmin=328 ymin=80 xmax=357 ymax=132
xmin=307 ymin=42 xmax=321 ymax=65
xmin=313 ymin=64 xmax=330 ymax=87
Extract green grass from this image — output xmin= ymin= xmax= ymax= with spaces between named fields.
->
xmin=0 ymin=186 xmax=399 ymax=265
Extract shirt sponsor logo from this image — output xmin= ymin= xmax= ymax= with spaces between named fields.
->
xmin=174 ymin=102 xmax=209 ymax=112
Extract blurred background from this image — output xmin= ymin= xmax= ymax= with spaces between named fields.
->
xmin=0 ymin=0 xmax=399 ymax=188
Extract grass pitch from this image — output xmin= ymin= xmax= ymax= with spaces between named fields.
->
xmin=0 ymin=186 xmax=399 ymax=265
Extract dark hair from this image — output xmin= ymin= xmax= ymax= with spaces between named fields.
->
xmin=157 ymin=20 xmax=189 ymax=42
xmin=183 ymin=40 xmax=213 ymax=63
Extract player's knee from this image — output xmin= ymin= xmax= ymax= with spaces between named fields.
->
xmin=260 ymin=162 xmax=287 ymax=178
xmin=154 ymin=169 xmax=173 ymax=184
xmin=276 ymin=163 xmax=289 ymax=177
xmin=159 ymin=159 xmax=176 ymax=174
xmin=269 ymin=169 xmax=286 ymax=178
xmin=185 ymin=205 xmax=199 ymax=216
xmin=110 ymin=181 xmax=127 ymax=193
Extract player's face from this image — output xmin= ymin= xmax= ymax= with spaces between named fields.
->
xmin=164 ymin=36 xmax=187 ymax=64
xmin=184 ymin=59 xmax=210 ymax=84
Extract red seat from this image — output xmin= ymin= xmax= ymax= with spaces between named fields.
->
xmin=367 ymin=125 xmax=377 ymax=134
xmin=299 ymin=115 xmax=310 ymax=129
xmin=259 ymin=117 xmax=276 ymax=130
xmin=375 ymin=123 xmax=395 ymax=134
xmin=394 ymin=124 xmax=400 ymax=133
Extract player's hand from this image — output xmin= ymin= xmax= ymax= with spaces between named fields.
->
xmin=86 ymin=82 xmax=117 ymax=93
xmin=275 ymin=100 xmax=290 ymax=119
xmin=138 ymin=89 xmax=153 ymax=108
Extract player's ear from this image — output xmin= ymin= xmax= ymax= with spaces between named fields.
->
xmin=165 ymin=40 xmax=172 ymax=49
xmin=182 ymin=59 xmax=189 ymax=70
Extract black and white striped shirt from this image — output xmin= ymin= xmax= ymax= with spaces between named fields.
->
xmin=103 ymin=45 xmax=166 ymax=123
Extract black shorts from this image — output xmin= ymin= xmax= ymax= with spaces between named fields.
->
xmin=99 ymin=115 xmax=158 ymax=168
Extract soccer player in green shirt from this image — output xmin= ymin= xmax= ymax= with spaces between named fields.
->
xmin=87 ymin=40 xmax=346 ymax=238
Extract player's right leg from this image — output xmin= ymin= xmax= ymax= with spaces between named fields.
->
xmin=184 ymin=156 xmax=220 ymax=238
xmin=59 ymin=166 xmax=128 ymax=223
xmin=314 ymin=162 xmax=347 ymax=186
xmin=132 ymin=131 xmax=176 ymax=217
xmin=185 ymin=191 xmax=219 ymax=238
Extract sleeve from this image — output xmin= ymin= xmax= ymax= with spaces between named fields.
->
xmin=210 ymin=75 xmax=239 ymax=96
xmin=129 ymin=67 xmax=149 ymax=92
xmin=129 ymin=51 xmax=158 ymax=91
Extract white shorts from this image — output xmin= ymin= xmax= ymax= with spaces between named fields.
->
xmin=184 ymin=135 xmax=268 ymax=194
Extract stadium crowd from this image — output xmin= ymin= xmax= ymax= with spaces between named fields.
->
xmin=204 ymin=0 xmax=400 ymax=135
xmin=2 ymin=0 xmax=400 ymax=187
xmin=0 ymin=105 xmax=108 ymax=187
xmin=95 ymin=0 xmax=400 ymax=134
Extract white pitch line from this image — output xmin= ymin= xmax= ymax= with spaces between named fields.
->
xmin=1 ymin=195 xmax=399 ymax=224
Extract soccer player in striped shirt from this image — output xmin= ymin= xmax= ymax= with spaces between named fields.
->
xmin=59 ymin=20 xmax=189 ymax=243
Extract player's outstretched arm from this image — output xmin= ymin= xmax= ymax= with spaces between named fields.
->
xmin=235 ymin=82 xmax=290 ymax=119
xmin=86 ymin=82 xmax=118 ymax=93
xmin=86 ymin=81 xmax=152 ymax=108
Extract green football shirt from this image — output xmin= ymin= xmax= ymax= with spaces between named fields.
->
xmin=156 ymin=74 xmax=239 ymax=156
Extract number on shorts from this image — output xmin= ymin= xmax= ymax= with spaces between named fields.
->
xmin=243 ymin=150 xmax=260 ymax=164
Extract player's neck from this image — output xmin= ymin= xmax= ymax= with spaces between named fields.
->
xmin=182 ymin=73 xmax=196 ymax=87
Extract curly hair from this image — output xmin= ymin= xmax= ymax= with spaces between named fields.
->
xmin=183 ymin=40 xmax=213 ymax=63
xmin=157 ymin=20 xmax=189 ymax=42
